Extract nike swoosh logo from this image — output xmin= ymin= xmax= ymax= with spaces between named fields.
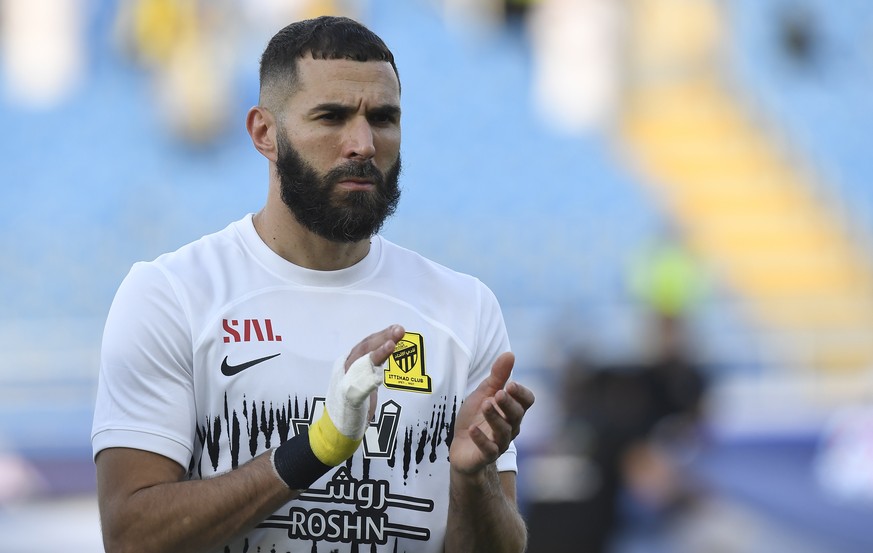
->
xmin=221 ymin=353 xmax=281 ymax=376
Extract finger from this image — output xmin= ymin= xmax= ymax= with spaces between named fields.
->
xmin=343 ymin=355 xmax=384 ymax=404
xmin=506 ymin=381 xmax=536 ymax=411
xmin=356 ymin=325 xmax=404 ymax=356
xmin=496 ymin=383 xmax=535 ymax=424
xmin=368 ymin=330 xmax=402 ymax=366
xmin=346 ymin=325 xmax=405 ymax=369
xmin=493 ymin=389 xmax=525 ymax=425
xmin=475 ymin=352 xmax=515 ymax=398
xmin=482 ymin=399 xmax=513 ymax=447
xmin=468 ymin=425 xmax=501 ymax=462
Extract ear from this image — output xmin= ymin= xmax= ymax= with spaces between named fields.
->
xmin=246 ymin=106 xmax=278 ymax=163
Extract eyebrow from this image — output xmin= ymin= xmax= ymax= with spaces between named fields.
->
xmin=310 ymin=102 xmax=401 ymax=118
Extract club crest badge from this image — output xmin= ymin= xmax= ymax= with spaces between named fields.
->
xmin=384 ymin=332 xmax=432 ymax=393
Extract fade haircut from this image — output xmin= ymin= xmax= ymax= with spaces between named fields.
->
xmin=258 ymin=16 xmax=400 ymax=109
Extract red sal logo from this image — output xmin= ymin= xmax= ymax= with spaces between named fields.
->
xmin=222 ymin=319 xmax=282 ymax=343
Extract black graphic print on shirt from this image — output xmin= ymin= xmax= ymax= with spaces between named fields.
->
xmin=194 ymin=393 xmax=460 ymax=552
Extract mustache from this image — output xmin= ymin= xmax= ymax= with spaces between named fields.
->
xmin=325 ymin=160 xmax=385 ymax=186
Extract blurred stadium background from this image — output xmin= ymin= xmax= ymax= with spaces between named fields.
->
xmin=1 ymin=0 xmax=872 ymax=551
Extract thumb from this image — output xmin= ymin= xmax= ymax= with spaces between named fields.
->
xmin=477 ymin=352 xmax=515 ymax=397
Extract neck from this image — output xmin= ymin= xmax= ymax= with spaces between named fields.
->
xmin=253 ymin=202 xmax=371 ymax=271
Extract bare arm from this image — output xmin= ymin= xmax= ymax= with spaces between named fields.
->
xmin=96 ymin=447 xmax=295 ymax=553
xmin=446 ymin=467 xmax=527 ymax=553
xmin=96 ymin=325 xmax=405 ymax=553
xmin=445 ymin=352 xmax=535 ymax=553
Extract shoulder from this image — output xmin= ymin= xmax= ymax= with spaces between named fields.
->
xmin=113 ymin=217 xmax=252 ymax=320
xmin=375 ymin=237 xmax=502 ymax=313
xmin=377 ymin=237 xmax=487 ymax=290
xmin=149 ymin=218 xmax=247 ymax=277
xmin=379 ymin=237 xmax=484 ymax=286
xmin=116 ymin=217 xmax=252 ymax=303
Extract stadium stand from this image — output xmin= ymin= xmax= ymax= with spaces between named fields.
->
xmin=2 ymin=1 xmax=871 ymax=551
xmin=0 ymin=0 xmax=671 ymax=477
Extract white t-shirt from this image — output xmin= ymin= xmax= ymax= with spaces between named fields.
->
xmin=92 ymin=214 xmax=515 ymax=553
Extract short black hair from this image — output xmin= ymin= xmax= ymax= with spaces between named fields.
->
xmin=259 ymin=16 xmax=400 ymax=107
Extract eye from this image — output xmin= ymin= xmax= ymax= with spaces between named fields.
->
xmin=369 ymin=111 xmax=399 ymax=126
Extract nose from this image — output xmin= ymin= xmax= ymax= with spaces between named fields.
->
xmin=342 ymin=117 xmax=376 ymax=160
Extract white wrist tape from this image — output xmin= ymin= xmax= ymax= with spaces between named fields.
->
xmin=325 ymin=353 xmax=384 ymax=440
xmin=273 ymin=354 xmax=386 ymax=484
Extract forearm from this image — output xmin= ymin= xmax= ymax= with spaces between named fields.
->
xmin=444 ymin=464 xmax=528 ymax=553
xmin=100 ymin=451 xmax=296 ymax=553
xmin=99 ymin=344 xmax=397 ymax=553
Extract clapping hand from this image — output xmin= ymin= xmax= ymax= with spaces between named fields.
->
xmin=450 ymin=352 xmax=535 ymax=474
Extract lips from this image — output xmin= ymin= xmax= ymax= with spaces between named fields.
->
xmin=336 ymin=177 xmax=376 ymax=191
xmin=329 ymin=160 xmax=384 ymax=193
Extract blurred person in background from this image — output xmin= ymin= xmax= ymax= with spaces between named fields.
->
xmin=614 ymin=228 xmax=711 ymax=551
xmin=526 ymin=230 xmax=709 ymax=553
xmin=776 ymin=1 xmax=822 ymax=71
xmin=91 ymin=15 xmax=534 ymax=553
xmin=113 ymin=0 xmax=238 ymax=144
xmin=0 ymin=444 xmax=45 ymax=505
xmin=501 ymin=0 xmax=540 ymax=26
xmin=1 ymin=0 xmax=87 ymax=108
xmin=527 ymin=0 xmax=625 ymax=134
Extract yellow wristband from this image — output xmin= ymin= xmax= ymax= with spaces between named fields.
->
xmin=308 ymin=409 xmax=363 ymax=466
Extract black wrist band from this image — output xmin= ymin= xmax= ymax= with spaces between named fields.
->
xmin=271 ymin=427 xmax=333 ymax=490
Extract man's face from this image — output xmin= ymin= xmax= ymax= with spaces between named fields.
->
xmin=276 ymin=127 xmax=401 ymax=242
xmin=274 ymin=57 xmax=402 ymax=243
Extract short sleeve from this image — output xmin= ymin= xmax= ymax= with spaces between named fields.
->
xmin=465 ymin=281 xmax=511 ymax=397
xmin=467 ymin=280 xmax=517 ymax=473
xmin=91 ymin=261 xmax=196 ymax=469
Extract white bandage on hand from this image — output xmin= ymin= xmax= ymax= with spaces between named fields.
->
xmin=325 ymin=353 xmax=384 ymax=440
xmin=272 ymin=353 xmax=386 ymax=484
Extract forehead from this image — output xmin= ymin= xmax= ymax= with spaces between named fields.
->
xmin=289 ymin=56 xmax=400 ymax=108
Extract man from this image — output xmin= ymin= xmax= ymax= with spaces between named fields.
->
xmin=91 ymin=15 xmax=534 ymax=553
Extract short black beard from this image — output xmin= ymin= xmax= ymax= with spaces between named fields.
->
xmin=276 ymin=128 xmax=401 ymax=243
